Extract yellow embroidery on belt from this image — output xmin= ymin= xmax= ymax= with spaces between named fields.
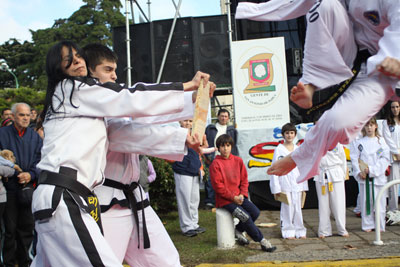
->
xmin=322 ymin=185 xmax=326 ymax=195
xmin=88 ymin=196 xmax=99 ymax=222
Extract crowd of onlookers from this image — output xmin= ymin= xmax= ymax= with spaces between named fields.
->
xmin=0 ymin=104 xmax=43 ymax=267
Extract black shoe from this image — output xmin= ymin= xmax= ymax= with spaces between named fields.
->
xmin=260 ymin=238 xmax=276 ymax=252
xmin=183 ymin=230 xmax=197 ymax=237
xmin=195 ymin=226 xmax=206 ymax=234
xmin=235 ymin=230 xmax=250 ymax=246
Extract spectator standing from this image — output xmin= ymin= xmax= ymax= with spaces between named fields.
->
xmin=0 ymin=103 xmax=42 ymax=267
xmin=204 ymin=109 xmax=238 ymax=208
xmin=382 ymin=101 xmax=400 ymax=211
xmin=350 ymin=117 xmax=390 ymax=232
xmin=138 ymin=155 xmax=156 ymax=201
xmin=29 ymin=108 xmax=38 ymax=128
xmin=173 ymin=119 xmax=206 ymax=237
xmin=270 ymin=123 xmax=308 ymax=239
xmin=1 ymin=108 xmax=13 ymax=126
xmin=314 ymin=143 xmax=349 ymax=238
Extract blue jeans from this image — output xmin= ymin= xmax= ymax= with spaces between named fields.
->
xmin=222 ymin=198 xmax=264 ymax=242
xmin=204 ymin=177 xmax=215 ymax=205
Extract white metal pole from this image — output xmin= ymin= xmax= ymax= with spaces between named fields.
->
xmin=125 ymin=0 xmax=132 ymax=87
xmin=171 ymin=0 xmax=182 ymax=18
xmin=226 ymin=0 xmax=235 ymax=124
xmin=373 ymin=179 xmax=400 ymax=245
xmin=156 ymin=0 xmax=183 ymax=83
xmin=147 ymin=0 xmax=151 ymax=21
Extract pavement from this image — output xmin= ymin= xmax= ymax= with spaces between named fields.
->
xmin=197 ymin=207 xmax=400 ymax=267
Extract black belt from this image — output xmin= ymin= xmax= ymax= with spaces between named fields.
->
xmin=304 ymin=49 xmax=372 ymax=116
xmin=103 ymin=178 xmax=150 ymax=249
xmin=35 ymin=166 xmax=103 ymax=233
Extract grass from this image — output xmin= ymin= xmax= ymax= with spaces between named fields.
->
xmin=159 ymin=209 xmax=261 ymax=267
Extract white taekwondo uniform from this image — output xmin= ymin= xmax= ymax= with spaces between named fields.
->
xmin=236 ymin=0 xmax=357 ymax=90
xmin=350 ymin=136 xmax=390 ymax=231
xmin=238 ymin=0 xmax=400 ymax=182
xmin=314 ymin=143 xmax=348 ymax=237
xmin=270 ymin=144 xmax=308 ymax=238
xmin=32 ymin=77 xmax=187 ymax=267
xmin=382 ymin=119 xmax=400 ymax=211
xmin=96 ymin=97 xmax=195 ymax=267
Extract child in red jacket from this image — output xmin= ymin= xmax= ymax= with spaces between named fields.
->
xmin=210 ymin=134 xmax=276 ymax=252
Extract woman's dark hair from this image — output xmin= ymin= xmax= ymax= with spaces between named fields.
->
xmin=216 ymin=134 xmax=234 ymax=149
xmin=281 ymin=123 xmax=297 ymax=135
xmin=386 ymin=101 xmax=400 ymax=126
xmin=41 ymin=40 xmax=85 ymax=122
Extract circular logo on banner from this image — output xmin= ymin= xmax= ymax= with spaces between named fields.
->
xmin=235 ymin=47 xmax=286 ymax=108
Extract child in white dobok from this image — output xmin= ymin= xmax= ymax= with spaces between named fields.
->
xmin=270 ymin=123 xmax=308 ymax=239
xmin=314 ymin=143 xmax=348 ymax=238
xmin=382 ymin=101 xmax=400 ymax=212
xmin=350 ymin=118 xmax=390 ymax=232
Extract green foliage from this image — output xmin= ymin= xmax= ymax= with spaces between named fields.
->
xmin=0 ymin=0 xmax=125 ymax=90
xmin=0 ymin=87 xmax=45 ymax=112
xmin=148 ymin=157 xmax=177 ymax=213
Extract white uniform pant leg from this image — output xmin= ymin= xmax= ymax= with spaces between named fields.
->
xmin=360 ymin=183 xmax=387 ymax=231
xmin=174 ymin=173 xmax=198 ymax=232
xmin=101 ymin=208 xmax=133 ymax=263
xmin=292 ymin=73 xmax=394 ymax=183
xmin=124 ymin=206 xmax=181 ymax=267
xmin=359 ymin=183 xmax=375 ymax=231
xmin=301 ymin=0 xmax=357 ymax=89
xmin=291 ymin=191 xmax=307 ymax=238
xmin=315 ymin=181 xmax=333 ymax=237
xmin=354 ymin=182 xmax=361 ymax=213
xmin=280 ymin=194 xmax=295 ymax=239
xmin=189 ymin=175 xmax=200 ymax=230
xmin=329 ymin=181 xmax=348 ymax=236
xmin=388 ymin=162 xmax=400 ymax=211
xmin=32 ymin=189 xmax=122 ymax=267
xmin=375 ymin=185 xmax=387 ymax=232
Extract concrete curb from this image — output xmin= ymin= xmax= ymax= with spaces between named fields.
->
xmin=196 ymin=256 xmax=400 ymax=266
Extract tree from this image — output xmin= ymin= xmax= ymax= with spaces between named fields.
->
xmin=0 ymin=0 xmax=125 ymax=90
xmin=0 ymin=87 xmax=46 ymax=114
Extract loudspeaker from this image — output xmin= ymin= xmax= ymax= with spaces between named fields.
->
xmin=113 ymin=15 xmax=232 ymax=85
xmin=152 ymin=17 xmax=195 ymax=82
xmin=113 ymin=22 xmax=155 ymax=84
xmin=286 ymin=48 xmax=303 ymax=76
xmin=192 ymin=16 xmax=232 ymax=86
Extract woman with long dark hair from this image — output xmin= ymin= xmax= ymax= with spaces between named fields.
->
xmin=383 ymin=101 xmax=400 ymax=212
xmin=31 ymin=40 xmax=212 ymax=266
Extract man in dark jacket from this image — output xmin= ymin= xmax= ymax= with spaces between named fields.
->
xmin=0 ymin=103 xmax=42 ymax=267
xmin=204 ymin=109 xmax=238 ymax=208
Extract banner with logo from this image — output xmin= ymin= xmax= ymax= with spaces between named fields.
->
xmin=231 ymin=37 xmax=289 ymax=130
xmin=238 ymin=123 xmax=313 ymax=182
xmin=237 ymin=121 xmax=379 ymax=182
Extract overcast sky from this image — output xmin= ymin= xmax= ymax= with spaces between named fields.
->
xmin=0 ymin=0 xmax=222 ymax=44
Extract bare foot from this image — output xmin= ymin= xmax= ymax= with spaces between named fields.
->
xmin=319 ymin=235 xmax=325 ymax=239
xmin=290 ymin=82 xmax=315 ymax=109
xmin=341 ymin=233 xmax=349 ymax=237
xmin=267 ymin=155 xmax=297 ymax=176
xmin=299 ymin=236 xmax=307 ymax=239
xmin=363 ymin=229 xmax=372 ymax=233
